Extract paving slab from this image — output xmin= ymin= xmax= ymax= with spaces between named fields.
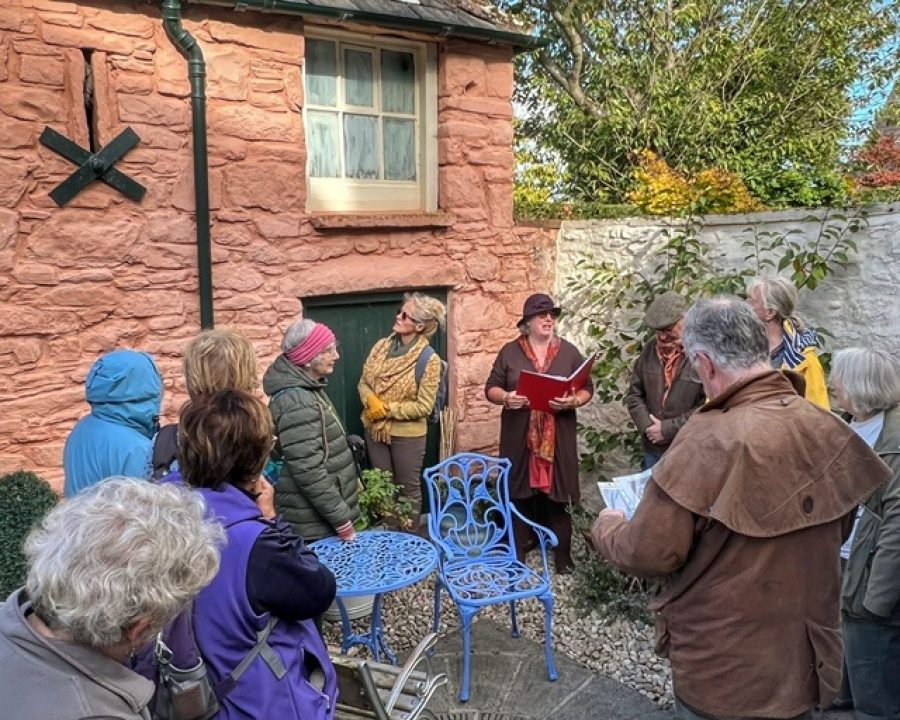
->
xmin=428 ymin=617 xmax=671 ymax=720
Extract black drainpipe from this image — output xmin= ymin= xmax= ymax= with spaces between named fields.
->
xmin=161 ymin=0 xmax=214 ymax=329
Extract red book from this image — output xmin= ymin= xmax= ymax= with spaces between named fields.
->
xmin=516 ymin=353 xmax=595 ymax=414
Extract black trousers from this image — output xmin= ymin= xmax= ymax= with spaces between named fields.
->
xmin=511 ymin=494 xmax=573 ymax=572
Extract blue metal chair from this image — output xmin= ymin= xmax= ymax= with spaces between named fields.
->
xmin=423 ymin=452 xmax=559 ymax=702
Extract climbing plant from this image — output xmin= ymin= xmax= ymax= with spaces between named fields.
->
xmin=566 ymin=210 xmax=868 ymax=471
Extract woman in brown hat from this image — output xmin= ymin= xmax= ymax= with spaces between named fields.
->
xmin=484 ymin=293 xmax=593 ymax=573
xmin=624 ymin=290 xmax=705 ymax=469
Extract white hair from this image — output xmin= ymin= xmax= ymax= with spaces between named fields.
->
xmin=747 ymin=276 xmax=804 ymax=327
xmin=25 ymin=477 xmax=223 ymax=649
xmin=831 ymin=347 xmax=900 ymax=417
xmin=683 ymin=296 xmax=769 ymax=370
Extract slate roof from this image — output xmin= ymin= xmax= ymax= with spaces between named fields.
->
xmin=210 ymin=0 xmax=543 ymax=49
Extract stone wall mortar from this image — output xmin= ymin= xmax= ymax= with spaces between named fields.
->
xmin=0 ymin=0 xmax=554 ymax=490
xmin=555 ymin=205 xmax=900 ymax=448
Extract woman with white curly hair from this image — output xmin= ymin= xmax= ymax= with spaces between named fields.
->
xmin=0 ymin=477 xmax=222 ymax=720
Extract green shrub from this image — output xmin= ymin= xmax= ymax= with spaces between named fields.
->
xmin=356 ymin=468 xmax=415 ymax=531
xmin=0 ymin=471 xmax=58 ymax=599
xmin=572 ymin=551 xmax=652 ymax=625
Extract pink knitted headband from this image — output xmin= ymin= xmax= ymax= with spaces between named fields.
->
xmin=285 ymin=323 xmax=336 ymax=366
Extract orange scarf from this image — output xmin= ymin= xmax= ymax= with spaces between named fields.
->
xmin=518 ymin=336 xmax=559 ymax=494
xmin=655 ymin=329 xmax=684 ymax=404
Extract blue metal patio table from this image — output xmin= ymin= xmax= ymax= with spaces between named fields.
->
xmin=311 ymin=530 xmax=438 ymax=665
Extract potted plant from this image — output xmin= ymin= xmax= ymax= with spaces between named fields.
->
xmin=356 ymin=468 xmax=416 ymax=532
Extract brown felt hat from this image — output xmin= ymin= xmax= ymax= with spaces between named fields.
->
xmin=517 ymin=293 xmax=562 ymax=328
xmin=644 ymin=291 xmax=688 ymax=330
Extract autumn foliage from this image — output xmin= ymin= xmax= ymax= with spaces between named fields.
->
xmin=628 ymin=151 xmax=763 ymax=216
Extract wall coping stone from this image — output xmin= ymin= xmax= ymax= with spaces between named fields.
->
xmin=558 ymin=202 xmax=899 ymax=231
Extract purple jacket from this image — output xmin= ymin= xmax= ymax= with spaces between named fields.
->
xmin=194 ymin=483 xmax=337 ymax=720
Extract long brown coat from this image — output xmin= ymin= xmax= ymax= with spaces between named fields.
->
xmin=594 ymin=371 xmax=890 ymax=718
xmin=485 ymin=338 xmax=592 ymax=503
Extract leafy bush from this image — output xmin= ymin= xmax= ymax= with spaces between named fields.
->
xmin=572 ymin=551 xmax=652 ymax=625
xmin=0 ymin=471 xmax=58 ymax=599
xmin=356 ymin=468 xmax=415 ymax=531
xmin=628 ymin=150 xmax=763 ymax=216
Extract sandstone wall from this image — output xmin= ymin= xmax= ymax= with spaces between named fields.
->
xmin=555 ymin=205 xmax=900 ymax=446
xmin=0 ymin=0 xmax=555 ymax=491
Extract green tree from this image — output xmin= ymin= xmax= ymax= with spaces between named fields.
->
xmin=507 ymin=0 xmax=898 ymax=208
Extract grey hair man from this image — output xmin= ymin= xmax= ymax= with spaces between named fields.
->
xmin=593 ymin=296 xmax=890 ymax=720
xmin=0 ymin=477 xmax=223 ymax=720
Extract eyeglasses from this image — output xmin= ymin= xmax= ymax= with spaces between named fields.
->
xmin=320 ymin=343 xmax=340 ymax=357
xmin=531 ymin=311 xmax=557 ymax=320
xmin=397 ymin=308 xmax=425 ymax=323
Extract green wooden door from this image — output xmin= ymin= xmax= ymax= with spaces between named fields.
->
xmin=304 ymin=290 xmax=447 ymax=508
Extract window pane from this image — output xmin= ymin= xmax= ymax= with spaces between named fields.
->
xmin=307 ymin=110 xmax=340 ymax=178
xmin=344 ymin=114 xmax=378 ymax=179
xmin=383 ymin=118 xmax=416 ymax=181
xmin=306 ymin=38 xmax=336 ymax=106
xmin=345 ymin=48 xmax=374 ymax=107
xmin=381 ymin=50 xmax=415 ymax=114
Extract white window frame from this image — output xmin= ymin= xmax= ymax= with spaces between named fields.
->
xmin=303 ymin=29 xmax=437 ymax=213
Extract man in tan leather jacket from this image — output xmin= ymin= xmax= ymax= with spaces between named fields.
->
xmin=593 ymin=297 xmax=890 ymax=720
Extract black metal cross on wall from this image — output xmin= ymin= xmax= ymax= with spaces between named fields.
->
xmin=39 ymin=126 xmax=146 ymax=207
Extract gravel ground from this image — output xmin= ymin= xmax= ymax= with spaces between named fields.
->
xmin=322 ymin=532 xmax=674 ymax=708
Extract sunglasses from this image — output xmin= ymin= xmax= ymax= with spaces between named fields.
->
xmin=397 ymin=309 xmax=425 ymax=323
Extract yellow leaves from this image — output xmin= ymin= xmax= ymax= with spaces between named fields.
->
xmin=628 ymin=150 xmax=764 ymax=215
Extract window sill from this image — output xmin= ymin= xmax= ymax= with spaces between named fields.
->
xmin=308 ymin=211 xmax=456 ymax=231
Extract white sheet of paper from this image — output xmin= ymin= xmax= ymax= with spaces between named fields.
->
xmin=598 ymin=469 xmax=652 ymax=520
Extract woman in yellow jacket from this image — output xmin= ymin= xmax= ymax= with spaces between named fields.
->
xmin=747 ymin=276 xmax=829 ymax=409
xmin=358 ymin=292 xmax=446 ymax=521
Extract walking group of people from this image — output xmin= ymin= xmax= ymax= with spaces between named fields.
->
xmin=0 ymin=279 xmax=897 ymax=720
xmin=594 ymin=286 xmax=899 ymax=720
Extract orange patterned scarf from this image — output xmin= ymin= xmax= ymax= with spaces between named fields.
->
xmin=655 ymin=329 xmax=684 ymax=404
xmin=518 ymin=336 xmax=560 ymax=494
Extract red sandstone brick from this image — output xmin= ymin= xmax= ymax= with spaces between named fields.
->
xmin=118 ymin=93 xmax=190 ymax=130
xmin=223 ymin=162 xmax=304 ymax=212
xmin=18 ymin=53 xmax=66 ymax=86
xmin=204 ymin=18 xmax=303 ymax=62
xmin=209 ymin=103 xmax=301 ymax=142
xmin=0 ymin=7 xmax=37 ymax=32
xmin=0 ymin=210 xmax=16 ymax=250
xmin=114 ymin=69 xmax=154 ymax=95
xmin=0 ymin=83 xmax=67 ymax=122
xmin=439 ymin=96 xmax=513 ymax=118
xmin=41 ymin=11 xmax=85 ymax=28
xmin=41 ymin=22 xmax=134 ymax=54
xmin=86 ymin=10 xmax=154 ymax=38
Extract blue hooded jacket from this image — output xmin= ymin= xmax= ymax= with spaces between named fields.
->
xmin=63 ymin=350 xmax=163 ymax=498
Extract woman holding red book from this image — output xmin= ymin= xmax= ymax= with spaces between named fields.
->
xmin=484 ymin=293 xmax=593 ymax=573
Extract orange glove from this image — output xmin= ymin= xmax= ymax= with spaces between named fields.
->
xmin=365 ymin=394 xmax=388 ymax=421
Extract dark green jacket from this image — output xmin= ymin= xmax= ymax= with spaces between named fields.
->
xmin=842 ymin=405 xmax=900 ymax=624
xmin=263 ymin=355 xmax=360 ymax=543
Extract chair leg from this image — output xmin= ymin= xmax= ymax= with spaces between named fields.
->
xmin=539 ymin=591 xmax=559 ymax=682
xmin=432 ymin=579 xmax=442 ymax=635
xmin=458 ymin=605 xmax=478 ymax=703
xmin=509 ymin=600 xmax=519 ymax=638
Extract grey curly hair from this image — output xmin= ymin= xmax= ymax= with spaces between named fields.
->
xmin=25 ymin=477 xmax=223 ymax=649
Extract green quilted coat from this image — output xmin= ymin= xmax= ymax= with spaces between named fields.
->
xmin=263 ymin=355 xmax=360 ymax=542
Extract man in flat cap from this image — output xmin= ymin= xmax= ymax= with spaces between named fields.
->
xmin=625 ymin=290 xmax=704 ymax=468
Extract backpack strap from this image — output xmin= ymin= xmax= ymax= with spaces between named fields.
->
xmin=415 ymin=345 xmax=436 ymax=387
xmin=214 ymin=615 xmax=285 ymax=699
xmin=151 ymin=424 xmax=179 ymax=480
